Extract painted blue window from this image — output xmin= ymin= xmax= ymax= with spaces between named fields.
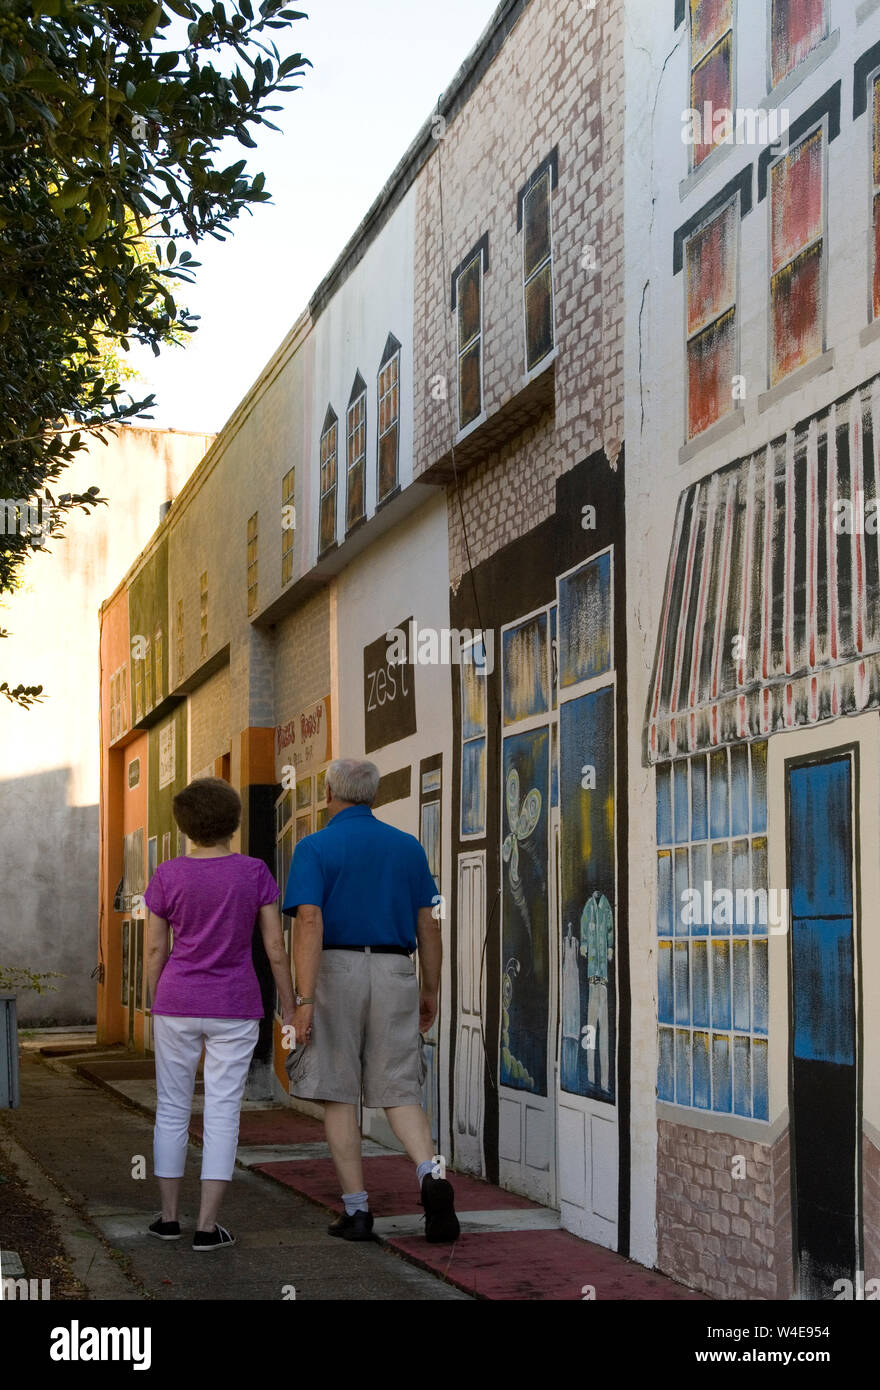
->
xmin=558 ymin=550 xmax=612 ymax=688
xmin=675 ymin=1028 xmax=691 ymax=1106
xmin=693 ymin=1031 xmax=711 ymax=1109
xmin=658 ymin=942 xmax=674 ymax=1023
xmin=460 ymin=740 xmax=486 ymax=837
xmin=733 ymin=1035 xmax=751 ymax=1117
xmin=674 ymin=761 xmax=689 ymax=842
xmin=791 ymin=919 xmax=855 ymax=1065
xmin=690 ymin=755 xmax=708 ymax=840
xmin=730 ymin=744 xmax=750 ymax=837
xmin=502 ymin=612 xmax=549 ymax=724
xmin=709 ymin=749 xmax=729 ymax=837
xmin=712 ymin=1033 xmax=731 ymax=1112
xmin=752 ymin=1039 xmax=769 ymax=1120
xmin=656 ymin=764 xmax=673 ymax=845
xmin=752 ymin=939 xmax=768 ymax=1034
xmin=656 ymin=740 xmax=769 ymax=1119
xmin=732 ymin=940 xmax=750 ymax=1031
xmin=711 ymin=941 xmax=731 ymax=1029
xmin=690 ymin=843 xmax=709 ymax=935
xmin=658 ymin=1027 xmax=674 ymax=1101
xmin=692 ymin=942 xmax=709 ymax=1026
xmin=674 ymin=942 xmax=690 ymax=1025
xmin=658 ymin=851 xmax=673 ymax=935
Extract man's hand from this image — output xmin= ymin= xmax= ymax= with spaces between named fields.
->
xmin=291 ymin=1003 xmax=314 ymax=1045
xmin=419 ymin=989 xmax=437 ymax=1033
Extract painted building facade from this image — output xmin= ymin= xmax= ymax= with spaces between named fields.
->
xmin=0 ymin=425 xmax=211 ymax=1025
xmin=626 ymin=0 xmax=880 ymax=1299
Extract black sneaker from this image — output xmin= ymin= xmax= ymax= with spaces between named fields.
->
xmin=148 ymin=1216 xmax=181 ymax=1240
xmin=420 ymin=1174 xmax=460 ymax=1243
xmin=192 ymin=1223 xmax=236 ymax=1251
xmin=328 ymin=1209 xmax=375 ymax=1241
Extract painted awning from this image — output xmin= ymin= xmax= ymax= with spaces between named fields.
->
xmin=646 ymin=374 xmax=880 ymax=764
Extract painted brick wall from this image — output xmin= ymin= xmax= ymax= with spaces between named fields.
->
xmin=657 ymin=1119 xmax=794 ymax=1300
xmin=189 ymin=664 xmax=230 ymax=774
xmin=273 ymin=587 xmax=332 ymax=775
xmin=413 ymin=0 xmax=624 ymax=529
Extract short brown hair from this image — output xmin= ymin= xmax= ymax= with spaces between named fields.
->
xmin=172 ymin=777 xmax=241 ymax=845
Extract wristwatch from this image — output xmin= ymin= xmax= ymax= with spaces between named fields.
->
xmin=295 ymin=994 xmax=314 ymax=1006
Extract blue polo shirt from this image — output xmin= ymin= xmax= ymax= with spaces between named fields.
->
xmin=281 ymin=804 xmax=438 ymax=951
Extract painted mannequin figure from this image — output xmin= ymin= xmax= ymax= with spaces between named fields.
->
xmin=579 ymin=890 xmax=614 ymax=1092
xmin=561 ymin=922 xmax=580 ymax=1091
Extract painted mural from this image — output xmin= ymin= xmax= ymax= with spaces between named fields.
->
xmin=500 ymin=727 xmax=549 ymax=1094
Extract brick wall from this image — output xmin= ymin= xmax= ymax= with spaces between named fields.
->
xmin=657 ymin=1119 xmax=794 ymax=1300
xmin=189 ymin=664 xmax=230 ymax=774
xmin=273 ymin=587 xmax=331 ymax=775
xmin=413 ymin=0 xmax=624 ymax=508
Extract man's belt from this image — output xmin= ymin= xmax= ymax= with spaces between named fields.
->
xmin=323 ymin=944 xmax=412 ymax=956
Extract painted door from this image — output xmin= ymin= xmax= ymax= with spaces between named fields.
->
xmin=454 ymin=851 xmax=486 ymax=1176
xmin=788 ymin=753 xmax=860 ymax=1299
xmin=498 ymin=722 xmax=557 ymax=1206
xmin=555 ymin=550 xmax=619 ymax=1247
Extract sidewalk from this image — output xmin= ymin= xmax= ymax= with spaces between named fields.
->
xmin=21 ymin=1036 xmax=704 ymax=1302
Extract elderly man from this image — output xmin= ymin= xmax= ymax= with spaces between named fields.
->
xmin=281 ymin=757 xmax=459 ymax=1244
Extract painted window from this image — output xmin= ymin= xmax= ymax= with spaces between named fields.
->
xmin=199 ymin=571 xmax=208 ymax=660
xmin=770 ymin=0 xmax=824 ymax=89
xmin=377 ymin=334 xmax=401 ymax=502
xmin=144 ymin=637 xmax=153 ymax=711
xmin=502 ymin=611 xmax=550 ymax=725
xmin=456 ymin=251 xmax=483 ymax=431
xmin=867 ymin=78 xmax=873 ymax=322
xmin=522 ymin=168 xmax=554 ymax=371
xmin=281 ymin=467 xmax=295 ymax=586
xmin=319 ymin=408 xmax=337 ymax=554
xmin=346 ymin=372 xmax=366 ymax=532
xmin=770 ymin=128 xmax=824 ymax=386
xmin=460 ymin=635 xmax=488 ymax=837
xmin=557 ymin=551 xmax=617 ymax=1103
xmin=176 ymin=597 xmax=184 ymax=682
xmin=656 ymin=741 xmax=769 ymax=1120
xmin=689 ymin=0 xmax=733 ymax=169
xmin=685 ymin=200 xmax=737 ymax=439
xmin=154 ymin=626 xmax=164 ymax=701
xmin=246 ymin=512 xmax=258 ymax=617
xmin=134 ymin=657 xmax=143 ymax=722
xmin=161 ymin=830 xmax=171 ymax=862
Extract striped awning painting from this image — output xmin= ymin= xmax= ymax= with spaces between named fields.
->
xmin=646 ymin=374 xmax=880 ymax=764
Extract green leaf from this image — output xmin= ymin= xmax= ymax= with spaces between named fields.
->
xmin=140 ymin=4 xmax=164 ymax=39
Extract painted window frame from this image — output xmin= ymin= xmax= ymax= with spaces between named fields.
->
xmin=319 ymin=409 xmax=338 ymax=555
xmin=767 ymin=120 xmax=827 ymax=388
xmin=281 ymin=466 xmax=295 ymax=586
xmin=768 ymin=0 xmax=826 ymax=92
xmin=655 ymin=741 xmax=770 ymax=1121
xmin=176 ymin=597 xmax=184 ymax=683
xmin=346 ymin=375 xmax=367 ymax=533
xmin=688 ymin=0 xmax=735 ymax=171
xmin=199 ymin=571 xmax=208 ymax=661
xmin=377 ymin=336 xmax=401 ymax=503
xmin=154 ymin=625 xmax=164 ymax=702
xmin=134 ymin=656 xmax=144 ymax=723
xmin=683 ymin=194 xmax=740 ymax=441
xmin=144 ymin=637 xmax=153 ymax=711
xmin=520 ymin=164 xmax=556 ymax=373
xmin=453 ymin=243 xmax=486 ymax=433
xmin=246 ymin=511 xmax=258 ymax=617
xmin=459 ymin=631 xmax=489 ymax=841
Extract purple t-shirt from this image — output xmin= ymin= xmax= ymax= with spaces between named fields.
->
xmin=143 ymin=854 xmax=279 ymax=1019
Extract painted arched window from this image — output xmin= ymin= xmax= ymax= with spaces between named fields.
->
xmin=346 ymin=371 xmax=367 ymax=531
xmin=377 ymin=333 xmax=401 ymax=502
xmin=319 ymin=405 xmax=338 ymax=555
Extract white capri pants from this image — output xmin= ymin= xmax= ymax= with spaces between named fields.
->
xmin=152 ymin=1015 xmax=260 ymax=1181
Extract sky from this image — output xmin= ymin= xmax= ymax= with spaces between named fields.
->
xmin=126 ymin=0 xmax=502 ymax=434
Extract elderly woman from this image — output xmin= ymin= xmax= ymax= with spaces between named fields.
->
xmin=144 ymin=777 xmax=295 ymax=1250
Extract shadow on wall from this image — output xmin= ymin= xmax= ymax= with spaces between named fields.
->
xmin=0 ymin=766 xmax=98 ymax=1026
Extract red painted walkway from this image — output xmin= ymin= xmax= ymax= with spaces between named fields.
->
xmin=229 ymin=1107 xmax=705 ymax=1301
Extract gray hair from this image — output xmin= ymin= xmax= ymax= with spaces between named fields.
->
xmin=326 ymin=758 xmax=380 ymax=806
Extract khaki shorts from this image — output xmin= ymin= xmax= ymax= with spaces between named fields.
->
xmin=285 ymin=948 xmax=425 ymax=1108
